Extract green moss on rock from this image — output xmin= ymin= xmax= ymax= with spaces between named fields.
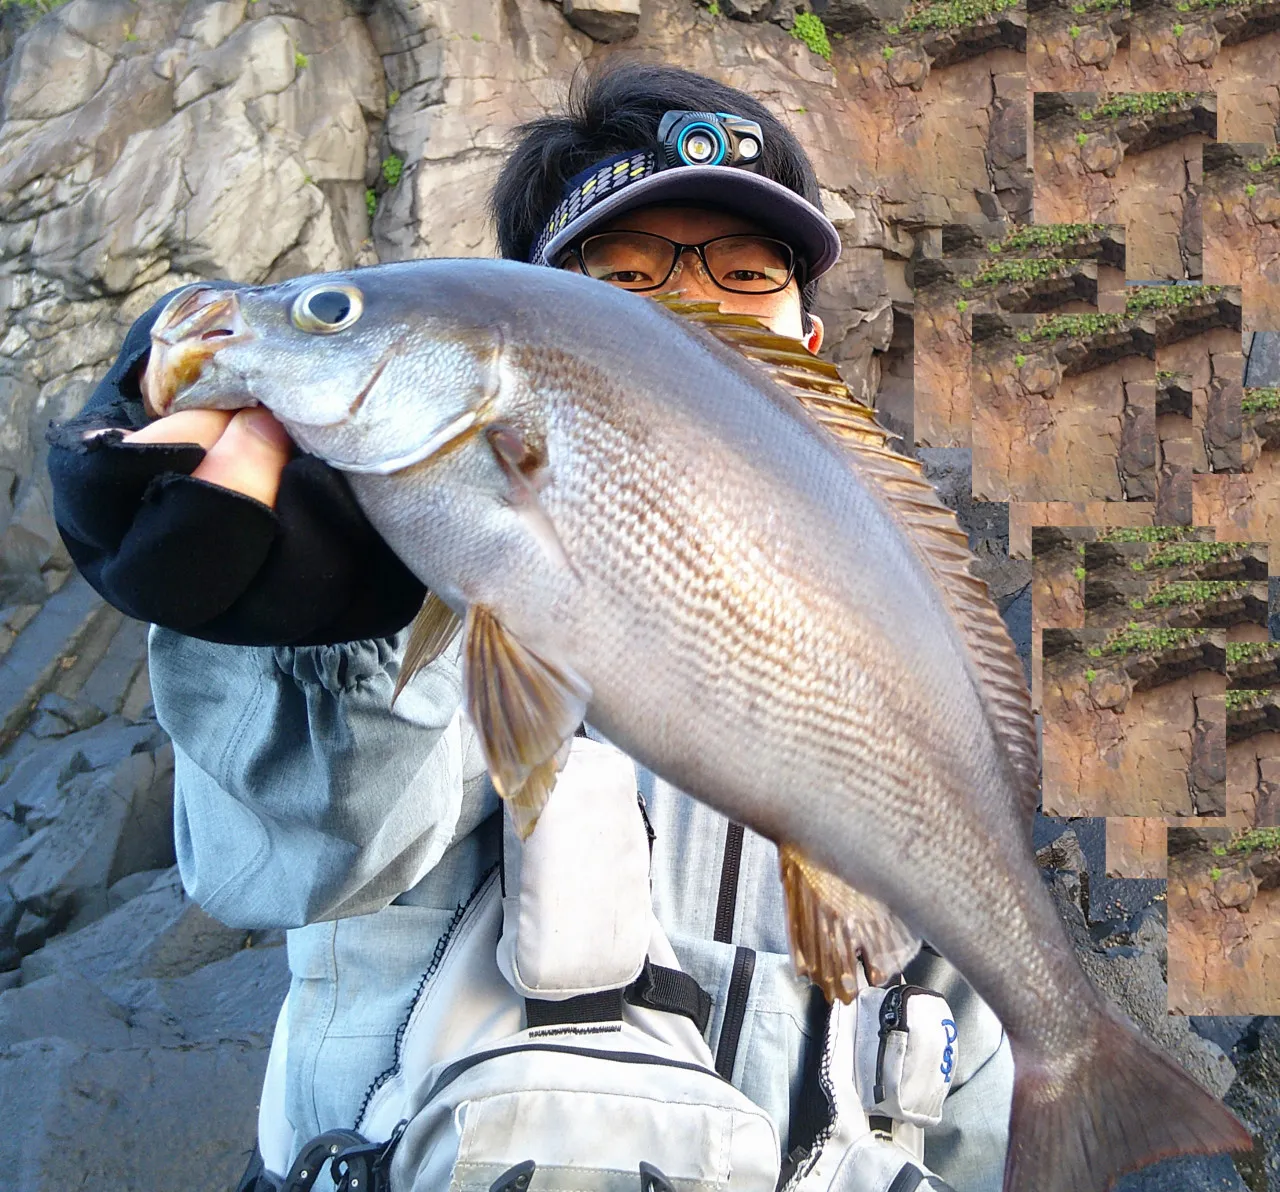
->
xmin=1083 ymin=92 xmax=1201 ymax=121
xmin=791 ymin=12 xmax=832 ymax=58
xmin=987 ymin=223 xmax=1108 ymax=255
xmin=1226 ymin=642 xmax=1280 ymax=664
xmin=974 ymin=257 xmax=1078 ymax=288
xmin=1143 ymin=578 xmax=1251 ymax=607
xmin=1100 ymin=625 xmax=1206 ymax=655
xmin=902 ymin=0 xmax=1019 ymax=33
xmin=1226 ymin=688 xmax=1270 ymax=712
xmin=1144 ymin=540 xmax=1251 ymax=568
xmin=1228 ymin=826 xmax=1280 ymax=854
xmin=1243 ymin=387 xmax=1280 ymax=414
xmin=1097 ymin=526 xmax=1203 ymax=544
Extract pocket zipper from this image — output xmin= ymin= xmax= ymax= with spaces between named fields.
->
xmin=872 ymin=984 xmax=933 ymax=1105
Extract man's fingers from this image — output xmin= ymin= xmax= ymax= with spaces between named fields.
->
xmin=118 ymin=408 xmax=234 ymax=449
xmin=191 ymin=408 xmax=294 ymax=508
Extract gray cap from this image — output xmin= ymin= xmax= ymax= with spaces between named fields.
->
xmin=530 ymin=150 xmax=842 ymax=284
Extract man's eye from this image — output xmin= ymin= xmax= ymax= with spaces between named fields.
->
xmin=603 ymin=269 xmax=650 ymax=284
xmin=725 ymin=269 xmax=766 ymax=281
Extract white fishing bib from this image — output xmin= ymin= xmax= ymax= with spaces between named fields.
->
xmin=254 ymin=737 xmax=959 ymax=1192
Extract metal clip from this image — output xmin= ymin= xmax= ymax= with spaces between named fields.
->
xmin=490 ymin=1159 xmax=536 ymax=1192
xmin=639 ymin=1162 xmax=677 ymax=1192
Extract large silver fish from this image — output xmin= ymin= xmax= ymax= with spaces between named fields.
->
xmin=141 ymin=261 xmax=1251 ymax=1191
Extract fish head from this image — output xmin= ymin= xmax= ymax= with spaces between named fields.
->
xmin=142 ymin=268 xmax=503 ymax=474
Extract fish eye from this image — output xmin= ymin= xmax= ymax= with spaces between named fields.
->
xmin=291 ymin=284 xmax=363 ymax=334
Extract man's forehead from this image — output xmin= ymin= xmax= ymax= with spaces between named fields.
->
xmin=592 ymin=203 xmax=771 ymax=239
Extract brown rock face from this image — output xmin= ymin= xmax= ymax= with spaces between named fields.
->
xmin=1104 ymin=816 xmax=1168 ymax=878
xmin=1034 ymin=103 xmax=1212 ymax=281
xmin=1009 ymin=501 xmax=1157 ymax=558
xmin=1194 ymin=451 xmax=1280 ymax=547
xmin=1043 ymin=642 xmax=1225 ymax=817
xmin=1213 ymin=861 xmax=1258 ymax=911
xmin=973 ymin=347 xmax=1151 ymax=504
xmin=1168 ymin=856 xmax=1280 ymax=1015
xmin=1202 ymin=149 xmax=1280 ymax=328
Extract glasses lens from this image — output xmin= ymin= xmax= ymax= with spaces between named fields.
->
xmin=578 ymin=233 xmax=678 ymax=291
xmin=703 ymin=236 xmax=794 ymax=293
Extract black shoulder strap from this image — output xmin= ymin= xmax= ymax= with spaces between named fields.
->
xmin=524 ymin=959 xmax=713 ymax=1035
xmin=626 ymin=958 xmax=713 ymax=1034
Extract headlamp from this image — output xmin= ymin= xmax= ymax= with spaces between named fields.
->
xmin=656 ymin=111 xmax=766 ymax=173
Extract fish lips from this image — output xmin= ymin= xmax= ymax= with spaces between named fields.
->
xmin=143 ymin=285 xmax=259 ymax=417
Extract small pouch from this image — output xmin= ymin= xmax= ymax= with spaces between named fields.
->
xmin=497 ymin=737 xmax=652 ymax=999
xmin=854 ymin=984 xmax=958 ymax=1128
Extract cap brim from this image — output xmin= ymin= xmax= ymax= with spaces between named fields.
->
xmin=536 ymin=166 xmax=842 ymax=283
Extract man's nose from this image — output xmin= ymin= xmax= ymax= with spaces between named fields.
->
xmin=667 ymin=249 xmax=718 ymax=298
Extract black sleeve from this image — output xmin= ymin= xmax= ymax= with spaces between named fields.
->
xmin=46 ymin=283 xmax=426 ymax=647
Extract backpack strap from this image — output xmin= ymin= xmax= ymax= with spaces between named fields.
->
xmin=524 ymin=959 xmax=713 ymax=1034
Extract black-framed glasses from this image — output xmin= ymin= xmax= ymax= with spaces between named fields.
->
xmin=561 ymin=231 xmax=799 ymax=295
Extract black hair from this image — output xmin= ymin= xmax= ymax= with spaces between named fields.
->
xmin=488 ymin=59 xmax=824 ymax=327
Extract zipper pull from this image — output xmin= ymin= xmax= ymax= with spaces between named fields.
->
xmin=872 ymin=985 xmax=907 ymax=1104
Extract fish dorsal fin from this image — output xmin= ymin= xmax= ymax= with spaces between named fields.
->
xmin=654 ymin=294 xmax=1040 ymax=825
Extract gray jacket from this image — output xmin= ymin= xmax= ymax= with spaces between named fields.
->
xmin=149 ymin=625 xmax=1012 ymax=1189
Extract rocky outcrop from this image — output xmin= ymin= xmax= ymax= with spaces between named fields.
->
xmin=1227 ymin=733 xmax=1280 ymax=826
xmin=1104 ymin=814 xmax=1168 ymax=877
xmin=1167 ymin=828 xmax=1280 ymax=1014
xmin=1203 ymin=143 xmax=1280 ymax=330
xmin=971 ymin=316 xmax=1155 ymax=502
xmin=1031 ymin=524 xmax=1089 ymax=630
xmin=1032 ymin=91 xmax=1216 ymax=280
xmin=1035 ymin=825 xmax=1240 ymax=1101
xmin=1194 ymin=449 xmax=1280 ymax=547
xmin=1042 ymin=627 xmax=1226 ymax=816
xmin=1008 ymin=498 xmax=1158 ymax=558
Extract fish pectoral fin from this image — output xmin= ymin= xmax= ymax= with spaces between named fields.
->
xmin=485 ymin=423 xmax=579 ymax=580
xmin=392 ymin=592 xmax=464 ymax=705
xmin=780 ymin=843 xmax=921 ymax=1003
xmin=465 ymin=605 xmax=590 ymax=840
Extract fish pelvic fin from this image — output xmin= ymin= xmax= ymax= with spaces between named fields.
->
xmin=779 ymin=843 xmax=921 ymax=1003
xmin=1005 ymin=1009 xmax=1253 ymax=1192
xmin=505 ymin=740 xmax=574 ymax=840
xmin=653 ymin=294 xmax=1040 ymax=831
xmin=392 ymin=592 xmax=464 ymax=705
xmin=465 ymin=605 xmax=590 ymax=840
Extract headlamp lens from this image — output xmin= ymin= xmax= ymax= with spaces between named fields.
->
xmin=681 ymin=130 xmax=719 ymax=164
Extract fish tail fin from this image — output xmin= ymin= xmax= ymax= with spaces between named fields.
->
xmin=1005 ymin=1009 xmax=1252 ymax=1192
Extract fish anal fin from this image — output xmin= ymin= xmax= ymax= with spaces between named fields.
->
xmin=655 ymin=292 xmax=1040 ymax=829
xmin=465 ymin=606 xmax=589 ymax=836
xmin=392 ymin=592 xmax=463 ymax=704
xmin=780 ymin=843 xmax=921 ymax=1003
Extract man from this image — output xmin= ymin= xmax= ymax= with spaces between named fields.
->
xmin=48 ymin=60 xmax=1011 ymax=1191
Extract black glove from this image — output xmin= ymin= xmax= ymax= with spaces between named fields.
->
xmin=46 ymin=282 xmax=427 ymax=647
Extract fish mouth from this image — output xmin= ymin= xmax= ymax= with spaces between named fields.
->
xmin=141 ymin=286 xmax=257 ymax=417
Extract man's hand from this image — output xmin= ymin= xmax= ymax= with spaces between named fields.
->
xmin=119 ymin=407 xmax=293 ymax=509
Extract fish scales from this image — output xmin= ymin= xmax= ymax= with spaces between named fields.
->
xmin=500 ymin=336 xmax=1057 ymax=1073
xmin=142 ymin=259 xmax=1252 ymax=1191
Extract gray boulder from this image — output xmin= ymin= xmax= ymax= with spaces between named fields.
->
xmin=562 ymin=0 xmax=641 ymax=40
xmin=22 ymin=868 xmax=248 ymax=987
